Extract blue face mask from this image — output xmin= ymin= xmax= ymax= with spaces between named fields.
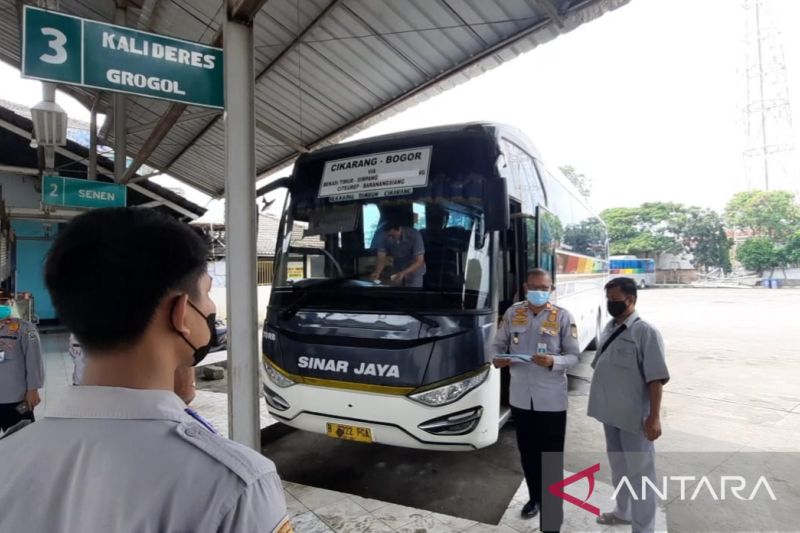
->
xmin=526 ymin=290 xmax=550 ymax=307
xmin=0 ymin=305 xmax=12 ymax=320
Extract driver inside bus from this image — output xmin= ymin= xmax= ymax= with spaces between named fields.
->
xmin=370 ymin=219 xmax=426 ymax=288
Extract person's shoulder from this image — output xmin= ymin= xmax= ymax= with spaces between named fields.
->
xmin=631 ymin=316 xmax=658 ymax=330
xmin=551 ymin=304 xmax=574 ymax=320
xmin=630 ymin=317 xmax=662 ymax=337
xmin=506 ymin=301 xmax=526 ymax=313
xmin=176 ymin=424 xmax=278 ymax=487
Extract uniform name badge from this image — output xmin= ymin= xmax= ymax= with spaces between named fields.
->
xmin=541 ymin=309 xmax=559 ymax=336
xmin=0 ymin=351 xmax=5 ymax=363
xmin=511 ymin=307 xmax=528 ymax=326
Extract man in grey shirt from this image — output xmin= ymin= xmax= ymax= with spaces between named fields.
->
xmin=588 ymin=277 xmax=670 ymax=533
xmin=492 ymin=269 xmax=580 ymax=531
xmin=371 ymin=220 xmax=426 ymax=287
xmin=0 ymin=297 xmax=44 ymax=432
xmin=0 ymin=208 xmax=290 ymax=533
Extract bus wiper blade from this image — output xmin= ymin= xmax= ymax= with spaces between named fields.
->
xmin=279 ymin=274 xmax=360 ymax=320
xmin=375 ymin=296 xmax=439 ymax=329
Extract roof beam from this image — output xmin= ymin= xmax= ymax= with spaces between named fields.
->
xmin=164 ymin=0 xmax=341 ymax=171
xmin=228 ymin=0 xmax=270 ymax=23
xmin=120 ymin=14 xmax=229 ymax=184
xmin=137 ymin=0 xmax=161 ymax=30
xmin=0 ymin=165 xmax=39 ymax=176
xmin=126 ymin=109 xmax=221 ymax=135
xmin=255 ymin=119 xmax=309 ymax=154
xmin=121 ymin=103 xmax=186 ymax=183
xmin=536 ymin=0 xmax=565 ymax=28
xmin=255 ymin=15 xmax=556 ymax=178
xmin=0 ymin=115 xmax=200 ymax=219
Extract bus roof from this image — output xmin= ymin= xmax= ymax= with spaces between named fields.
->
xmin=293 ymin=122 xmax=544 ymax=167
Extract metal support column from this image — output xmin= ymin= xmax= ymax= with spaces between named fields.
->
xmin=88 ymin=97 xmax=99 ymax=180
xmin=42 ymin=83 xmax=56 ymax=172
xmin=113 ymin=5 xmax=127 ymax=181
xmin=223 ymin=13 xmax=260 ymax=449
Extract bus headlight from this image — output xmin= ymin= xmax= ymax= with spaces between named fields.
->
xmin=408 ymin=367 xmax=489 ymax=407
xmin=264 ymin=361 xmax=295 ymax=388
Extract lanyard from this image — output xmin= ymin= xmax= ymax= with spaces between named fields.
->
xmin=184 ymin=407 xmax=218 ymax=434
xmin=599 ymin=318 xmax=640 ymax=355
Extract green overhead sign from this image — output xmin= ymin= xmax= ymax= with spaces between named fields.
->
xmin=22 ymin=6 xmax=223 ymax=109
xmin=42 ymin=175 xmax=127 ymax=209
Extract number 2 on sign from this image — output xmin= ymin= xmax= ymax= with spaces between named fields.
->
xmin=49 ymin=182 xmax=59 ymax=198
xmin=40 ymin=27 xmax=68 ymax=65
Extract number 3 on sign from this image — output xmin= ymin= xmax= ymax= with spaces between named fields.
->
xmin=40 ymin=27 xmax=68 ymax=65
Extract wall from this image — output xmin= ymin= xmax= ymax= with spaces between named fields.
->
xmin=656 ymin=269 xmax=699 ymax=284
xmin=1 ymin=173 xmax=41 ymax=208
xmin=207 ymin=261 xmax=272 ymax=323
xmin=11 ymin=220 xmax=56 ymax=321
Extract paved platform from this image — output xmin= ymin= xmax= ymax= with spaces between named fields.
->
xmin=33 ymin=333 xmax=666 ymax=532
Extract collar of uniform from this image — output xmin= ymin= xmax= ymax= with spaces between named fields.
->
xmin=606 ymin=310 xmax=640 ymax=331
xmin=45 ymin=386 xmax=188 ymax=422
xmin=525 ymin=302 xmax=553 ymax=316
xmin=622 ymin=310 xmax=640 ymax=327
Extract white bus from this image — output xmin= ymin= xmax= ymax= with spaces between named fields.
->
xmin=260 ymin=123 xmax=608 ymax=451
xmin=609 ymin=256 xmax=656 ymax=288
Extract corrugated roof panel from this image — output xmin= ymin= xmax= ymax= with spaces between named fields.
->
xmin=0 ymin=0 xmax=630 ymax=197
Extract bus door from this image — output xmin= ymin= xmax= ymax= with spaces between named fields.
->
xmin=535 ymin=205 xmax=558 ymax=281
xmin=498 ymin=201 xmax=524 ymax=409
xmin=499 ymin=200 xmax=523 ymax=317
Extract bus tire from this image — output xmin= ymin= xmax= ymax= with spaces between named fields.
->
xmin=639 ymin=279 xmax=646 ymax=289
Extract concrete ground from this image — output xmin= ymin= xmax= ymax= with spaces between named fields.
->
xmin=33 ymin=288 xmax=799 ymax=532
xmin=566 ymin=288 xmax=800 ymax=532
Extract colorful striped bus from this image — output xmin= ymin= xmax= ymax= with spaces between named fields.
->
xmin=609 ymin=255 xmax=656 ymax=288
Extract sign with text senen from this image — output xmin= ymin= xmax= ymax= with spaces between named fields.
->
xmin=318 ymin=146 xmax=432 ymax=203
xmin=22 ymin=6 xmax=223 ymax=108
xmin=42 ymin=175 xmax=127 ymax=209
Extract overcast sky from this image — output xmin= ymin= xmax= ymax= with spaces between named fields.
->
xmin=2 ymin=0 xmax=799 ymax=222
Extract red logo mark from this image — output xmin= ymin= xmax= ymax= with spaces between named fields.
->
xmin=548 ymin=463 xmax=601 ymax=516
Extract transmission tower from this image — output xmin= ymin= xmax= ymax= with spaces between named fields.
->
xmin=742 ymin=0 xmax=797 ymax=193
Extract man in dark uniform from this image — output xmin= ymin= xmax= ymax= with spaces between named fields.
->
xmin=0 ymin=297 xmax=44 ymax=432
xmin=492 ymin=269 xmax=580 ymax=532
xmin=371 ymin=220 xmax=426 ymax=287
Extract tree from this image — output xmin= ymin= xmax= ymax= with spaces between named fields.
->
xmin=671 ymin=207 xmax=732 ymax=273
xmin=736 ymin=237 xmax=780 ymax=276
xmin=601 ymin=203 xmax=683 ymax=258
xmin=782 ymin=230 xmax=800 ymax=266
xmin=559 ymin=165 xmax=592 ymax=199
xmin=601 ymin=202 xmax=732 ymax=272
xmin=724 ymin=190 xmax=800 ymax=240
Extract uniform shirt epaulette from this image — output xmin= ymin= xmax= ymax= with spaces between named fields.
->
xmin=176 ymin=422 xmax=277 ymax=486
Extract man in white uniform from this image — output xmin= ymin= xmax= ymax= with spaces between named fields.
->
xmin=0 ymin=208 xmax=292 ymax=533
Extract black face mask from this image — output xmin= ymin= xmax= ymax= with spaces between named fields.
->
xmin=607 ymin=300 xmax=629 ymax=318
xmin=174 ymin=299 xmax=217 ymax=366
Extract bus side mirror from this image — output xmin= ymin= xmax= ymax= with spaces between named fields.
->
xmin=484 ymin=179 xmax=509 ymax=231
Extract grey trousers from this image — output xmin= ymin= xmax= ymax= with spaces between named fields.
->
xmin=604 ymin=424 xmax=657 ymax=533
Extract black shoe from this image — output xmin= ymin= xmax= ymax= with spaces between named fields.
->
xmin=521 ymin=500 xmax=540 ymax=518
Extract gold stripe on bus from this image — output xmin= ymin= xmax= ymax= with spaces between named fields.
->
xmin=264 ymin=357 xmax=415 ymax=395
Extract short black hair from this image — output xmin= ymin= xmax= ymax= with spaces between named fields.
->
xmin=45 ymin=208 xmax=209 ymax=351
xmin=605 ymin=277 xmax=638 ymax=300
xmin=384 ymin=220 xmax=402 ymax=231
xmin=526 ymin=268 xmax=552 ymax=282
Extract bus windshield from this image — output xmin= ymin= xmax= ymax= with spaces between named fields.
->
xmin=273 ymin=196 xmax=492 ymax=311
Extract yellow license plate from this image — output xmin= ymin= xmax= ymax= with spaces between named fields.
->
xmin=326 ymin=422 xmax=373 ymax=443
